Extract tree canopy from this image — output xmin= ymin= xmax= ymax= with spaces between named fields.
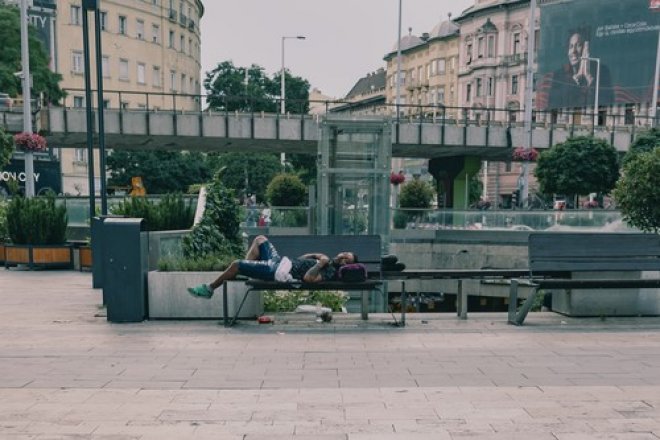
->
xmin=534 ymin=136 xmax=620 ymax=199
xmin=266 ymin=173 xmax=307 ymax=206
xmin=203 ymin=60 xmax=310 ymax=113
xmin=0 ymin=127 xmax=13 ymax=167
xmin=399 ymin=179 xmax=434 ymax=209
xmin=106 ymin=150 xmax=211 ymax=194
xmin=205 ymin=152 xmax=281 ymax=202
xmin=623 ymin=128 xmax=660 ymax=165
xmin=0 ymin=5 xmax=63 ymax=103
xmin=614 ymin=148 xmax=660 ymax=233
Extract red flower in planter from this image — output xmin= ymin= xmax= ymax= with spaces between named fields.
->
xmin=512 ymin=147 xmax=539 ymax=162
xmin=390 ymin=171 xmax=405 ymax=186
xmin=14 ymin=132 xmax=47 ymax=153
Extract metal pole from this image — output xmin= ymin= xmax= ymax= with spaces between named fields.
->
xmin=651 ymin=31 xmax=660 ymax=127
xmin=94 ymin=7 xmax=107 ymax=215
xmin=521 ymin=0 xmax=537 ymax=208
xmin=594 ymin=58 xmax=600 ymax=128
xmin=20 ymin=0 xmax=34 ymax=198
xmin=395 ymin=0 xmax=402 ymax=119
xmin=82 ymin=4 xmax=96 ymax=220
xmin=280 ymin=37 xmax=285 ymax=115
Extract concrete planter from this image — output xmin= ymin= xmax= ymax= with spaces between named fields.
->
xmin=147 ymin=271 xmax=263 ymax=319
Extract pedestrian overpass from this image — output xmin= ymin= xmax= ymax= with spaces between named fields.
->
xmin=1 ymin=107 xmax=640 ymax=159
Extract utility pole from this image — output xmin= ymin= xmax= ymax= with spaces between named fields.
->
xmin=20 ymin=0 xmax=35 ymax=198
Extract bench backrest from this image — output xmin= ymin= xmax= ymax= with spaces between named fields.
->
xmin=529 ymin=232 xmax=660 ymax=274
xmin=249 ymin=235 xmax=382 ymax=274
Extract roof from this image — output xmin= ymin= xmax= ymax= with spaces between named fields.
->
xmin=345 ymin=68 xmax=386 ymax=99
xmin=429 ymin=20 xmax=459 ymax=39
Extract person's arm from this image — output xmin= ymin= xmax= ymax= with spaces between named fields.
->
xmin=299 ymin=253 xmax=328 ymax=260
xmin=302 ymin=256 xmax=330 ymax=283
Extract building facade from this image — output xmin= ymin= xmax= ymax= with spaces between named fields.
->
xmin=55 ymin=0 xmax=204 ymax=195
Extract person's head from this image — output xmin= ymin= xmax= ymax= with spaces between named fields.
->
xmin=333 ymin=252 xmax=357 ymax=267
xmin=567 ymin=30 xmax=587 ymax=69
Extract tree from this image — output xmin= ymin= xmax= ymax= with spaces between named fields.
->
xmin=106 ymin=150 xmax=210 ymax=194
xmin=534 ymin=136 xmax=619 ymax=204
xmin=0 ymin=127 xmax=13 ymax=167
xmin=399 ymin=179 xmax=434 ymax=209
xmin=266 ymin=173 xmax=307 ymax=206
xmin=614 ymin=148 xmax=660 ymax=233
xmin=206 ymin=152 xmax=280 ymax=202
xmin=0 ymin=5 xmax=63 ymax=103
xmin=204 ymin=60 xmax=310 ymax=114
xmin=623 ymin=128 xmax=660 ymax=165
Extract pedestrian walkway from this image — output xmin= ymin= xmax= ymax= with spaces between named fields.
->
xmin=1 ymin=269 xmax=660 ymax=439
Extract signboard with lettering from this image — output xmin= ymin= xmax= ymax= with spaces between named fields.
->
xmin=0 ymin=158 xmax=61 ymax=196
xmin=537 ymin=0 xmax=660 ymax=110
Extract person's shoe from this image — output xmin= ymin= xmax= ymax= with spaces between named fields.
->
xmin=187 ymin=284 xmax=214 ymax=299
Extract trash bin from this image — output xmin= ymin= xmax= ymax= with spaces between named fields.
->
xmin=102 ymin=218 xmax=149 ymax=323
xmin=91 ymin=215 xmax=124 ymax=291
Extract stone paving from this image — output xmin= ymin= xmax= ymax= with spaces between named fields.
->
xmin=1 ymin=269 xmax=660 ymax=439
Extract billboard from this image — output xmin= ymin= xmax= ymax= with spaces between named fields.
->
xmin=537 ymin=0 xmax=660 ymax=110
xmin=0 ymin=158 xmax=61 ymax=196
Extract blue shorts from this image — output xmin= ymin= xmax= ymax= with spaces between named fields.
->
xmin=237 ymin=240 xmax=281 ymax=281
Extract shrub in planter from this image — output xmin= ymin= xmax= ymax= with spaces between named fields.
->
xmin=6 ymin=195 xmax=67 ymax=245
xmin=263 ymin=290 xmax=349 ymax=313
xmin=157 ymin=254 xmax=235 ymax=272
xmin=112 ymin=193 xmax=194 ymax=231
xmin=614 ymin=148 xmax=660 ymax=233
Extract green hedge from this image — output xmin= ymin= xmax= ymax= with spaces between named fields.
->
xmin=111 ymin=193 xmax=194 ymax=231
xmin=6 ymin=195 xmax=68 ymax=244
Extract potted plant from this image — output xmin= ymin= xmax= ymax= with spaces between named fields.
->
xmin=13 ymin=132 xmax=47 ymax=153
xmin=4 ymin=194 xmax=72 ymax=269
xmin=512 ymin=146 xmax=539 ymax=162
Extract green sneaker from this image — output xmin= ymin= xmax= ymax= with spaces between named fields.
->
xmin=187 ymin=284 xmax=214 ymax=299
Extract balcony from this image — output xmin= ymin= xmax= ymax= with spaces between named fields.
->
xmin=168 ymin=9 xmax=177 ymax=21
xmin=179 ymin=13 xmax=187 ymax=26
xmin=500 ymin=53 xmax=528 ymax=66
xmin=188 ymin=18 xmax=195 ymax=31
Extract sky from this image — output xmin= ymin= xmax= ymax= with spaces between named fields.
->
xmin=200 ymin=0 xmax=475 ymax=98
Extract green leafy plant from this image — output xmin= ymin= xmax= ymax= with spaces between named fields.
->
xmin=263 ymin=290 xmax=348 ymax=313
xmin=182 ymin=173 xmax=243 ymax=261
xmin=614 ymin=148 xmax=660 ymax=233
xmin=111 ymin=193 xmax=194 ymax=231
xmin=266 ymin=173 xmax=307 ymax=206
xmin=0 ymin=198 xmax=9 ymax=241
xmin=157 ymin=254 xmax=235 ymax=272
xmin=0 ymin=127 xmax=13 ymax=168
xmin=6 ymin=195 xmax=67 ymax=244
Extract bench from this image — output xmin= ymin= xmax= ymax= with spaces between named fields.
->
xmin=222 ymin=235 xmax=387 ymax=327
xmin=509 ymin=232 xmax=660 ymax=326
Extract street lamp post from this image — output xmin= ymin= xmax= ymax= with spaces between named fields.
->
xmin=521 ymin=0 xmax=537 ymax=208
xmin=19 ymin=0 xmax=34 ymax=198
xmin=582 ymin=56 xmax=601 ymax=128
xmin=280 ymin=35 xmax=305 ymax=170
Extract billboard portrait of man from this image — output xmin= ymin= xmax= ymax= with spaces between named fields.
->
xmin=537 ymin=0 xmax=660 ymax=111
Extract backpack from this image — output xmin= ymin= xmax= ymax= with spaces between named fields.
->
xmin=337 ymin=263 xmax=368 ymax=283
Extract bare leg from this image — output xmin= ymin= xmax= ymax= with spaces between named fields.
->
xmin=209 ymin=260 xmax=240 ymax=290
xmin=244 ymin=235 xmax=268 ymax=260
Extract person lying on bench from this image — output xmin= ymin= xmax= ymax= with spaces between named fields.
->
xmin=187 ymin=235 xmax=358 ymax=299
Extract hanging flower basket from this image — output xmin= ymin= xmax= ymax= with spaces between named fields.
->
xmin=14 ymin=132 xmax=47 ymax=153
xmin=390 ymin=171 xmax=406 ymax=186
xmin=512 ymin=147 xmax=539 ymax=162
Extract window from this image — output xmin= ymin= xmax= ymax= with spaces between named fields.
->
xmin=74 ymin=148 xmax=86 ymax=162
xmin=152 ymin=0 xmax=159 ymax=5
xmin=73 ymin=96 xmax=84 ymax=108
xmin=119 ymin=59 xmax=129 ymax=80
xmin=102 ymin=56 xmax=110 ymax=78
xmin=168 ymin=30 xmax=175 ymax=48
xmin=170 ymin=70 xmax=177 ymax=91
xmin=511 ymin=75 xmax=519 ymax=95
xmin=189 ymin=77 xmax=194 ymax=95
xmin=466 ymin=43 xmax=473 ymax=64
xmin=71 ymin=51 xmax=84 ymax=74
xmin=477 ymin=37 xmax=484 ymax=58
xmin=152 ymin=66 xmax=161 ymax=87
xmin=487 ymin=35 xmax=495 ymax=58
xmin=137 ymin=63 xmax=146 ymax=84
xmin=121 ymin=102 xmax=129 ymax=110
xmin=488 ymin=77 xmax=494 ymax=96
xmin=188 ymin=38 xmax=193 ymax=55
xmin=476 ymin=78 xmax=482 ymax=97
xmin=118 ymin=16 xmax=127 ymax=35
xmin=152 ymin=24 xmax=160 ymax=43
xmin=625 ymin=104 xmax=635 ymax=125
xmin=513 ymin=32 xmax=521 ymax=54
xmin=181 ymin=73 xmax=186 ymax=93
xmin=136 ymin=19 xmax=145 ymax=39
xmin=70 ymin=5 xmax=81 ymax=25
xmin=466 ymin=83 xmax=472 ymax=102
xmin=99 ymin=11 xmax=107 ymax=31
xmin=417 ymin=66 xmax=423 ymax=82
xmin=180 ymin=35 xmax=185 ymax=52
xmin=437 ymin=58 xmax=446 ymax=75
xmin=437 ymin=86 xmax=445 ymax=104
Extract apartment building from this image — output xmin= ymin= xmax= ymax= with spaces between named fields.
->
xmin=56 ymin=0 xmax=204 ymax=195
xmin=383 ymin=18 xmax=460 ymax=119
